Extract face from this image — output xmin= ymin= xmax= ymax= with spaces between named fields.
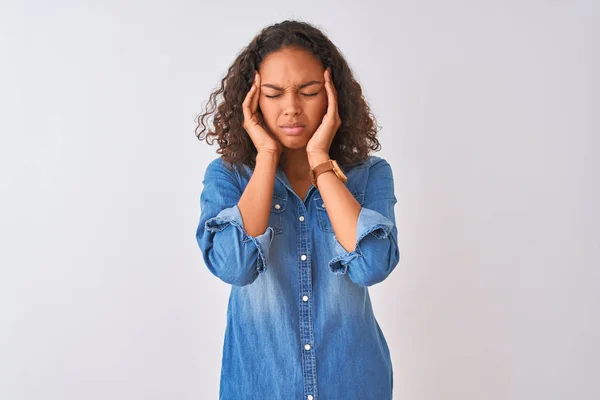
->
xmin=257 ymin=47 xmax=328 ymax=150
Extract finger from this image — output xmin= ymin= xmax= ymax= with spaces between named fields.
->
xmin=324 ymin=69 xmax=338 ymax=118
xmin=327 ymin=68 xmax=338 ymax=98
xmin=325 ymin=68 xmax=339 ymax=103
xmin=251 ymin=71 xmax=260 ymax=112
xmin=242 ymin=75 xmax=258 ymax=122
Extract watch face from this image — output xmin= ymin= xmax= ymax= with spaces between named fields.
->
xmin=331 ymin=160 xmax=347 ymax=180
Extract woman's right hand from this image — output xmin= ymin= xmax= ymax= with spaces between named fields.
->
xmin=242 ymin=71 xmax=283 ymax=157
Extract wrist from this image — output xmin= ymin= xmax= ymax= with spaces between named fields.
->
xmin=307 ymin=151 xmax=330 ymax=169
xmin=256 ymin=151 xmax=280 ymax=167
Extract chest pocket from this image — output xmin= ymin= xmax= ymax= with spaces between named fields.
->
xmin=269 ymin=195 xmax=287 ymax=235
xmin=313 ymin=191 xmax=365 ymax=232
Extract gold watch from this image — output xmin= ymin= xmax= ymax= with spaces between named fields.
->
xmin=309 ymin=159 xmax=347 ymax=188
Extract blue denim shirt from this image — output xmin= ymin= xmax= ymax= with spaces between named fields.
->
xmin=196 ymin=155 xmax=400 ymax=400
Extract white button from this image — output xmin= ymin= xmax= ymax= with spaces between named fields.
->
xmin=274 ymin=204 xmax=281 ymax=209
xmin=301 ymin=254 xmax=307 ymax=261
xmin=299 ymin=215 xmax=305 ymax=221
xmin=308 ymin=396 xmax=314 ymax=400
xmin=304 ymin=344 xmax=311 ymax=350
xmin=302 ymin=295 xmax=309 ymax=302
xmin=322 ymin=203 xmax=325 ymax=208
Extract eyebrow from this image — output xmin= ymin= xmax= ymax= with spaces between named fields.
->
xmin=261 ymin=80 xmax=323 ymax=91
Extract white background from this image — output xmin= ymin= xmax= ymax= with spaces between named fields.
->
xmin=1 ymin=0 xmax=598 ymax=399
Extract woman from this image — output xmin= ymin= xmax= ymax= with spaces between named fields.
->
xmin=195 ymin=19 xmax=400 ymax=400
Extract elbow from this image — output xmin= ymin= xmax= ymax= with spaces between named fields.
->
xmin=198 ymin=233 xmax=265 ymax=287
xmin=351 ymin=242 xmax=401 ymax=287
xmin=196 ymin=216 xmax=273 ymax=287
xmin=202 ymin=249 xmax=260 ymax=287
xmin=213 ymin=264 xmax=259 ymax=286
xmin=352 ymin=265 xmax=391 ymax=287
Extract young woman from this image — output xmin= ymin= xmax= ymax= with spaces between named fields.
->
xmin=195 ymin=19 xmax=400 ymax=400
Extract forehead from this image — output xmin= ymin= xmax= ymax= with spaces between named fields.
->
xmin=258 ymin=47 xmax=323 ymax=83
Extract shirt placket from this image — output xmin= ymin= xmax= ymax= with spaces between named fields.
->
xmin=297 ymin=200 xmax=318 ymax=400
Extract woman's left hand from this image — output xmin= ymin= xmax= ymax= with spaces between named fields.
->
xmin=306 ymin=68 xmax=341 ymax=164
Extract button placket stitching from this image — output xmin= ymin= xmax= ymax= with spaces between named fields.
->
xmin=297 ymin=199 xmax=317 ymax=400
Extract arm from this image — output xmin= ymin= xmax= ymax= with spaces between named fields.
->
xmin=311 ymin=154 xmax=400 ymax=287
xmin=195 ymin=153 xmax=279 ymax=286
xmin=308 ymin=152 xmax=361 ymax=253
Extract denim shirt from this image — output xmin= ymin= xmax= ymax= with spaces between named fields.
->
xmin=196 ymin=154 xmax=401 ymax=400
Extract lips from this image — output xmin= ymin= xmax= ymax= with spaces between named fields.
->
xmin=280 ymin=122 xmax=306 ymax=136
xmin=281 ymin=125 xmax=306 ymax=135
xmin=280 ymin=122 xmax=305 ymax=128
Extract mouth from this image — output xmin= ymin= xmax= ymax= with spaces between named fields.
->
xmin=280 ymin=124 xmax=306 ymax=136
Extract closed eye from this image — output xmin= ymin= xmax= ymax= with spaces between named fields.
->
xmin=265 ymin=93 xmax=319 ymax=99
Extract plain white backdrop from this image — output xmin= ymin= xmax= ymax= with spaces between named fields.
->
xmin=1 ymin=0 xmax=598 ymax=399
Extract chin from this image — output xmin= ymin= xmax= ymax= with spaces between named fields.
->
xmin=280 ymin=137 xmax=310 ymax=149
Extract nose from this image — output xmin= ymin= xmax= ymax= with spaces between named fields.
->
xmin=283 ymin=93 xmax=302 ymax=116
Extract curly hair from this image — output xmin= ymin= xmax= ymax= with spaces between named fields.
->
xmin=195 ymin=19 xmax=381 ymax=170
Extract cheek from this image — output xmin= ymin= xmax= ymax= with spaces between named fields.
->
xmin=258 ymin=99 xmax=277 ymax=126
xmin=308 ymin=95 xmax=328 ymax=119
xmin=258 ymin=98 xmax=271 ymax=116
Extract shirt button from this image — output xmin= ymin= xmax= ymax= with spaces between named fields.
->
xmin=304 ymin=344 xmax=311 ymax=350
xmin=308 ymin=396 xmax=314 ymax=400
xmin=301 ymin=254 xmax=307 ymax=261
xmin=274 ymin=204 xmax=281 ymax=209
xmin=322 ymin=203 xmax=325 ymax=208
xmin=302 ymin=295 xmax=309 ymax=302
xmin=299 ymin=215 xmax=305 ymax=221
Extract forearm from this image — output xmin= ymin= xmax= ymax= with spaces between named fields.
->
xmin=238 ymin=152 xmax=279 ymax=237
xmin=308 ymin=152 xmax=360 ymax=252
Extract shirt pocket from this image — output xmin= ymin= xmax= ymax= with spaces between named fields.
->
xmin=314 ymin=191 xmax=365 ymax=232
xmin=269 ymin=195 xmax=287 ymax=235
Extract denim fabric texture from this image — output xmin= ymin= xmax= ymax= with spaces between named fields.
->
xmin=196 ymin=155 xmax=401 ymax=400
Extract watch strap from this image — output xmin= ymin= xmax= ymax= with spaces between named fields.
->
xmin=310 ymin=160 xmax=339 ymax=188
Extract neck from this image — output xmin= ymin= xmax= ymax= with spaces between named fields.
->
xmin=281 ymin=148 xmax=311 ymax=180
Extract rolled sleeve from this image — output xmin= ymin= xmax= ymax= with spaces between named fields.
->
xmin=196 ymin=158 xmax=274 ymax=286
xmin=328 ymin=207 xmax=394 ymax=273
xmin=204 ymin=204 xmax=274 ymax=274
xmin=327 ymin=158 xmax=401 ymax=287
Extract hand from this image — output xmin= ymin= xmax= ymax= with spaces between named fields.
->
xmin=306 ymin=68 xmax=341 ymax=161
xmin=242 ymin=71 xmax=283 ymax=157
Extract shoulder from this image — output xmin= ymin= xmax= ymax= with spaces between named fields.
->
xmin=365 ymin=155 xmax=390 ymax=168
xmin=364 ymin=156 xmax=394 ymax=183
xmin=341 ymin=155 xmax=392 ymax=174
xmin=340 ymin=155 xmax=394 ymax=195
xmin=204 ymin=157 xmax=241 ymax=182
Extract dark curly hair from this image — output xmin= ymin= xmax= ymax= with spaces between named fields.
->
xmin=195 ymin=19 xmax=381 ymax=169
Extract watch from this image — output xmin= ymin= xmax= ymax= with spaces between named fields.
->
xmin=309 ymin=159 xmax=347 ymax=188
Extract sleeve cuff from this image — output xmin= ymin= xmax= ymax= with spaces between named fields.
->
xmin=204 ymin=204 xmax=274 ymax=273
xmin=328 ymin=207 xmax=394 ymax=275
